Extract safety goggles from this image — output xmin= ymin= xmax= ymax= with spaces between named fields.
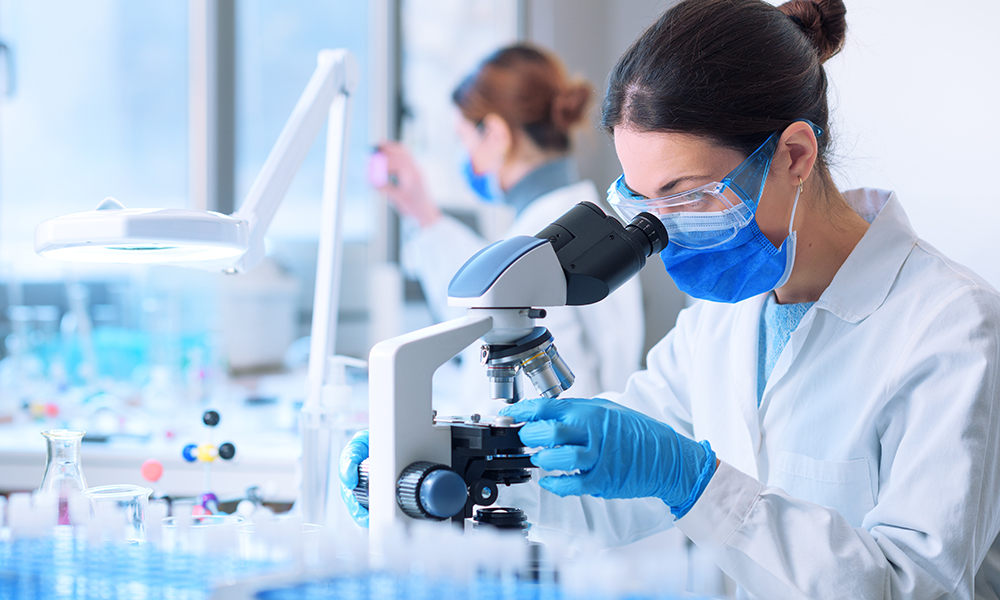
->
xmin=607 ymin=121 xmax=822 ymax=249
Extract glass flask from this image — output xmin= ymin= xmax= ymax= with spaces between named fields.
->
xmin=39 ymin=429 xmax=88 ymax=525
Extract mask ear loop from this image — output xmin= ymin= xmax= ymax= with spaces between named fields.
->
xmin=788 ymin=177 xmax=803 ymax=237
xmin=772 ymin=176 xmax=803 ymax=292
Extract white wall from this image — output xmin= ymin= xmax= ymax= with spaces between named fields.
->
xmin=525 ymin=0 xmax=685 ymax=357
xmin=822 ymin=0 xmax=1000 ymax=287
xmin=525 ymin=0 xmax=675 ymax=194
xmin=535 ymin=0 xmax=1000 ymax=295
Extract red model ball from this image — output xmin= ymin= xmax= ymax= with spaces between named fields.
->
xmin=141 ymin=458 xmax=164 ymax=482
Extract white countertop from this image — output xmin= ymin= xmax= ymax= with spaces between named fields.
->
xmin=0 ymin=409 xmax=303 ymax=503
xmin=0 ymin=370 xmax=369 ymax=504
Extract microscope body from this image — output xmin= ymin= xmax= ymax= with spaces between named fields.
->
xmin=366 ymin=202 xmax=667 ymax=561
xmin=367 ymin=307 xmax=557 ymax=559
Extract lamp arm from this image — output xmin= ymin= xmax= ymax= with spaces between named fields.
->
xmin=305 ymin=71 xmax=352 ymax=410
xmin=295 ymin=49 xmax=357 ymax=527
xmin=231 ymin=49 xmax=358 ymax=274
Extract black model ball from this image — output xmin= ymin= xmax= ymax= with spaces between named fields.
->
xmin=203 ymin=410 xmax=221 ymax=427
xmin=219 ymin=442 xmax=236 ymax=460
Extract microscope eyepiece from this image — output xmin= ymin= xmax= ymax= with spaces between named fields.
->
xmin=535 ymin=202 xmax=669 ymax=306
xmin=626 ymin=211 xmax=668 ymax=256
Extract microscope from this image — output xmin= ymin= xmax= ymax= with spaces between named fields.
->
xmin=359 ymin=201 xmax=667 ymax=560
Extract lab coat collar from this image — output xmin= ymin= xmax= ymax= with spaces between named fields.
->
xmin=813 ymin=189 xmax=917 ymax=324
xmin=504 ymin=157 xmax=579 ymax=216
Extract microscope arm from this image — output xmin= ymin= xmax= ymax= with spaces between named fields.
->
xmin=368 ymin=313 xmax=493 ymax=562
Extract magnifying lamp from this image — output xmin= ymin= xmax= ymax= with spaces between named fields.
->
xmin=35 ymin=197 xmax=250 ymax=264
xmin=35 ymin=49 xmax=359 ymax=528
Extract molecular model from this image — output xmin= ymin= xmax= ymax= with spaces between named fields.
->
xmin=179 ymin=410 xmax=236 ymax=514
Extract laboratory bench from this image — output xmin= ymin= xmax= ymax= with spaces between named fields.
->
xmin=0 ymin=371 xmax=341 ymax=504
xmin=0 ymin=422 xmax=301 ymax=503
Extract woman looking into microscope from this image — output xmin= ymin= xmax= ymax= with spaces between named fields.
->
xmin=350 ymin=0 xmax=1000 ymax=597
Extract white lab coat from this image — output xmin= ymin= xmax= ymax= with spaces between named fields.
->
xmin=507 ymin=189 xmax=1000 ymax=599
xmin=404 ymin=180 xmax=645 ymax=406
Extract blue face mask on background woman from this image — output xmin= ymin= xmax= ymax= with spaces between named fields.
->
xmin=461 ymin=156 xmax=504 ymax=204
xmin=607 ymin=121 xmax=820 ymax=304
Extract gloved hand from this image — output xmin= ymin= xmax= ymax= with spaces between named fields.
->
xmin=500 ymin=397 xmax=716 ymax=518
xmin=339 ymin=429 xmax=369 ymax=528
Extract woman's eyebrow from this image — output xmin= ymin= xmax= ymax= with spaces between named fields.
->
xmin=656 ymin=174 xmax=711 ymax=197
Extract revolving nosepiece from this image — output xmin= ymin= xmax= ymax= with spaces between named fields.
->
xmin=483 ymin=327 xmax=574 ymax=403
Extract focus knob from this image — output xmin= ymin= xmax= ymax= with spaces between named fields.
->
xmin=354 ymin=459 xmax=371 ymax=509
xmin=397 ymin=461 xmax=468 ymax=520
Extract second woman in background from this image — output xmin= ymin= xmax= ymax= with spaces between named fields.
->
xmin=374 ymin=44 xmax=644 ymax=402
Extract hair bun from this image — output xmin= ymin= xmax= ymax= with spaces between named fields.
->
xmin=779 ymin=0 xmax=847 ymax=63
xmin=551 ymin=80 xmax=592 ymax=131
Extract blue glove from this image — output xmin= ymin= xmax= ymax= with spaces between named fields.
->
xmin=338 ymin=429 xmax=369 ymax=528
xmin=500 ymin=397 xmax=716 ymax=518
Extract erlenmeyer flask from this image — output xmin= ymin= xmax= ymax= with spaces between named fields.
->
xmin=39 ymin=429 xmax=88 ymax=525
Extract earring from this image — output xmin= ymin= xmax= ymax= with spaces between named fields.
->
xmin=797 ymin=176 xmax=803 ymax=195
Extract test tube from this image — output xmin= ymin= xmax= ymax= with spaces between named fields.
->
xmin=146 ymin=500 xmax=168 ymax=547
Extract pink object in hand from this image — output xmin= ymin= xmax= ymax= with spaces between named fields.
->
xmin=367 ymin=150 xmax=389 ymax=187
xmin=141 ymin=458 xmax=164 ymax=482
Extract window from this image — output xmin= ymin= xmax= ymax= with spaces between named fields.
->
xmin=235 ymin=0 xmax=373 ymax=242
xmin=399 ymin=0 xmax=518 ymax=229
xmin=0 ymin=1 xmax=383 ymax=363
xmin=0 ymin=1 xmax=188 ymax=273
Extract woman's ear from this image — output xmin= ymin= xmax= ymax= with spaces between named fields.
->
xmin=776 ymin=121 xmax=820 ymax=185
xmin=477 ymin=113 xmax=513 ymax=171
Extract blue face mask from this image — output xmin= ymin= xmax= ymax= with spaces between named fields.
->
xmin=462 ymin=157 xmax=504 ymax=204
xmin=660 ymin=210 xmax=797 ymax=303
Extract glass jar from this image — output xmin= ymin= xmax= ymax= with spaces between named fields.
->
xmin=39 ymin=429 xmax=87 ymax=525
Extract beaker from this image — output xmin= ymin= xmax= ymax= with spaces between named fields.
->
xmin=84 ymin=484 xmax=152 ymax=542
xmin=39 ymin=429 xmax=88 ymax=525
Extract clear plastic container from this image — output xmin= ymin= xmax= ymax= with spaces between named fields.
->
xmin=162 ymin=514 xmax=245 ymax=554
xmin=84 ymin=484 xmax=152 ymax=542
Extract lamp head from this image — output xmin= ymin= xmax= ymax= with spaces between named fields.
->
xmin=34 ymin=197 xmax=250 ymax=265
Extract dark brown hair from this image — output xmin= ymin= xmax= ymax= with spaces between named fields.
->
xmin=601 ymin=0 xmax=847 ymax=162
xmin=452 ymin=44 xmax=592 ymax=152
